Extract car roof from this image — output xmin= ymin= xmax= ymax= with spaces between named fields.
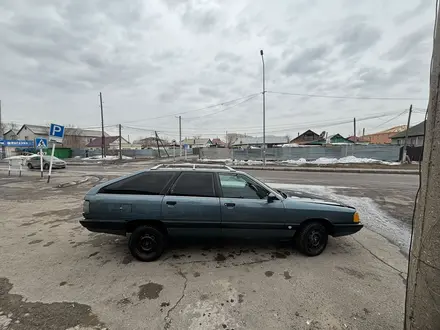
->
xmin=150 ymin=163 xmax=242 ymax=174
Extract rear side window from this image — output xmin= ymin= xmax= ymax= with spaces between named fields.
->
xmin=170 ymin=172 xmax=215 ymax=197
xmin=99 ymin=172 xmax=175 ymax=195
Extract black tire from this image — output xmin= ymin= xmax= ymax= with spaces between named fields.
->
xmin=128 ymin=225 xmax=165 ymax=262
xmin=296 ymin=221 xmax=328 ymax=256
xmin=27 ymin=163 xmax=33 ymax=169
xmin=43 ymin=163 xmax=49 ymax=170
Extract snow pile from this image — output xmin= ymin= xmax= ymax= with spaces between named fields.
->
xmin=82 ymin=155 xmax=133 ymax=161
xmin=198 ymin=158 xmax=264 ymax=165
xmin=282 ymin=156 xmax=399 ymax=165
xmin=4 ymin=154 xmax=37 ymax=160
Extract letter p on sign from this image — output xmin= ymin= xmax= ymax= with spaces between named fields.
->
xmin=49 ymin=123 xmax=65 ymax=142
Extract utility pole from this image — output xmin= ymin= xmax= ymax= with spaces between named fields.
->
xmin=402 ymin=105 xmax=413 ymax=163
xmin=99 ymin=92 xmax=105 ymax=158
xmin=178 ymin=116 xmax=182 ymax=157
xmin=353 ymin=117 xmax=357 ymax=144
xmin=118 ymin=124 xmax=122 ymax=160
xmin=405 ymin=4 xmax=440 ymax=328
xmin=155 ymin=131 xmax=161 ymax=158
xmin=260 ymin=50 xmax=266 ymax=165
xmin=362 ymin=128 xmax=365 ymax=137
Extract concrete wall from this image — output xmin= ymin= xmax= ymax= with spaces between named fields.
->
xmin=200 ymin=145 xmax=402 ymax=162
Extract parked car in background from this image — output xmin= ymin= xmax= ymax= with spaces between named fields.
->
xmin=80 ymin=164 xmax=363 ymax=262
xmin=26 ymin=155 xmax=66 ymax=170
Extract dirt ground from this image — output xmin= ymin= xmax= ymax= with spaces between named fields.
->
xmin=0 ymin=172 xmax=408 ymax=330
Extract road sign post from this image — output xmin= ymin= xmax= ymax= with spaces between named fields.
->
xmin=35 ymin=138 xmax=48 ymax=178
xmin=47 ymin=124 xmax=64 ymax=183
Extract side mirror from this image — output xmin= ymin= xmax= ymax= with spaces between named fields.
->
xmin=267 ymin=193 xmax=278 ymax=203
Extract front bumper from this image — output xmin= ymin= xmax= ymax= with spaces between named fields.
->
xmin=332 ymin=223 xmax=363 ymax=237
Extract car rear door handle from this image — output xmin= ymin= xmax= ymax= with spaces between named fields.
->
xmin=166 ymin=201 xmax=177 ymax=206
xmin=224 ymin=203 xmax=235 ymax=208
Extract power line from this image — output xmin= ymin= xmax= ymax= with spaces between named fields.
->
xmin=267 ymin=91 xmax=428 ymax=101
xmin=111 ymin=93 xmax=261 ymax=125
xmin=370 ymin=109 xmax=408 ymax=130
xmin=184 ymin=94 xmax=260 ymax=120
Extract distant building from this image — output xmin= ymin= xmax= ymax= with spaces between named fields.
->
xmin=211 ymin=138 xmax=226 ymax=148
xmin=232 ymin=136 xmax=289 ymax=148
xmin=290 ymin=130 xmax=324 ymax=145
xmin=3 ymin=129 xmax=17 ymax=140
xmin=362 ymin=125 xmax=407 ymax=144
xmin=347 ymin=135 xmax=370 ymax=143
xmin=16 ymin=124 xmax=109 ymax=148
xmin=328 ymin=134 xmax=353 ymax=145
xmin=391 ymin=121 xmax=425 ymax=147
xmin=86 ymin=136 xmax=132 ymax=150
xmin=181 ymin=138 xmax=213 ymax=148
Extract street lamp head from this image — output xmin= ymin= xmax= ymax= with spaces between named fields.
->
xmin=260 ymin=50 xmax=264 ymax=56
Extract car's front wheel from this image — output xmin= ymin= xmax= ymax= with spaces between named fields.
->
xmin=128 ymin=225 xmax=165 ymax=262
xmin=296 ymin=221 xmax=328 ymax=256
xmin=27 ymin=163 xmax=33 ymax=169
xmin=43 ymin=163 xmax=49 ymax=170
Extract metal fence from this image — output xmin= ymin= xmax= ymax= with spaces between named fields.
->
xmin=70 ymin=147 xmax=193 ymax=159
xmin=200 ymin=145 xmax=402 ymax=162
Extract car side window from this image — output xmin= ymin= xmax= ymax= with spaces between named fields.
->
xmin=219 ymin=173 xmax=269 ymax=199
xmin=169 ymin=172 xmax=215 ymax=197
xmin=99 ymin=172 xmax=175 ymax=195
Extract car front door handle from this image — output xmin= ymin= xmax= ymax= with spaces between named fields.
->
xmin=224 ymin=203 xmax=235 ymax=208
xmin=166 ymin=201 xmax=177 ymax=206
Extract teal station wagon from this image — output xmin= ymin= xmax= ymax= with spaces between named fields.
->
xmin=80 ymin=164 xmax=363 ymax=261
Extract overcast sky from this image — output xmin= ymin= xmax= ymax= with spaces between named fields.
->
xmin=0 ymin=0 xmax=435 ymax=141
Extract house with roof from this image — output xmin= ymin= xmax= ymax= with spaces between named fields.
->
xmin=232 ymin=136 xmax=289 ymax=148
xmin=16 ymin=124 xmax=109 ymax=148
xmin=86 ymin=136 xmax=131 ymax=150
xmin=328 ymin=134 xmax=353 ymax=145
xmin=211 ymin=138 xmax=226 ymax=148
xmin=391 ymin=121 xmax=425 ymax=147
xmin=181 ymin=138 xmax=213 ymax=148
xmin=290 ymin=130 xmax=325 ymax=145
xmin=361 ymin=125 xmax=407 ymax=144
xmin=3 ymin=129 xmax=17 ymax=140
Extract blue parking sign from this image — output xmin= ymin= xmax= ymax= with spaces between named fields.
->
xmin=49 ymin=123 xmax=65 ymax=142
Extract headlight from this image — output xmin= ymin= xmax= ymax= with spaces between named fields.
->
xmin=353 ymin=212 xmax=360 ymax=223
xmin=83 ymin=200 xmax=90 ymax=214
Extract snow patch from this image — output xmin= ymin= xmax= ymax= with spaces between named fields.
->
xmin=282 ymin=156 xmax=399 ymax=165
xmin=82 ymin=155 xmax=132 ymax=161
xmin=268 ymin=183 xmax=410 ymax=252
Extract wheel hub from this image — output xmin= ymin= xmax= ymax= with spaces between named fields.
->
xmin=139 ymin=234 xmax=156 ymax=252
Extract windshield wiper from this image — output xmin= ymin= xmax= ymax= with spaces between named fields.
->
xmin=277 ymin=189 xmax=287 ymax=199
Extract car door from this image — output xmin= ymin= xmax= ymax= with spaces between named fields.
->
xmin=162 ymin=171 xmax=221 ymax=237
xmin=218 ymin=173 xmax=290 ymax=239
xmin=29 ymin=156 xmax=40 ymax=168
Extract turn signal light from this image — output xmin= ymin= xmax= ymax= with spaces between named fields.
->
xmin=353 ymin=212 xmax=360 ymax=223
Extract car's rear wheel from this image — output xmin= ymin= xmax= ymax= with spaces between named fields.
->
xmin=27 ymin=163 xmax=33 ymax=169
xmin=43 ymin=163 xmax=49 ymax=170
xmin=128 ymin=225 xmax=165 ymax=262
xmin=296 ymin=221 xmax=328 ymax=256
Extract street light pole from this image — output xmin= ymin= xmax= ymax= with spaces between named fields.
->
xmin=260 ymin=50 xmax=266 ymax=166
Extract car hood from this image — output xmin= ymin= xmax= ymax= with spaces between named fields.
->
xmin=286 ymin=196 xmax=354 ymax=209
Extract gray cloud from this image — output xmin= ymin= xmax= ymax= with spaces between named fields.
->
xmin=199 ymin=87 xmax=222 ymax=98
xmin=384 ymin=24 xmax=432 ymax=61
xmin=336 ymin=20 xmax=381 ymax=56
xmin=394 ymin=0 xmax=433 ymax=24
xmin=0 ymin=0 xmax=433 ymax=138
xmin=282 ymin=45 xmax=330 ymax=76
